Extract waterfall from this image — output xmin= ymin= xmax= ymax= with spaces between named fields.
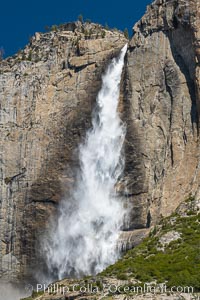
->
xmin=44 ymin=44 xmax=128 ymax=280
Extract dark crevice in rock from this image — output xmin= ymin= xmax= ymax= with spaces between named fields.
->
xmin=183 ymin=130 xmax=187 ymax=145
xmin=163 ymin=62 xmax=174 ymax=128
xmin=170 ymin=142 xmax=174 ymax=167
xmin=4 ymin=168 xmax=27 ymax=185
xmin=163 ymin=63 xmax=175 ymax=167
xmin=154 ymin=170 xmax=158 ymax=183
xmin=69 ymin=62 xmax=96 ymax=73
xmin=124 ymin=191 xmax=147 ymax=197
xmin=166 ymin=31 xmax=198 ymax=130
xmin=172 ymin=15 xmax=179 ymax=29
xmin=146 ymin=211 xmax=151 ymax=228
xmin=30 ymin=199 xmax=58 ymax=205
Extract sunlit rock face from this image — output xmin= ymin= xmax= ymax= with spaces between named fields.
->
xmin=0 ymin=0 xmax=200 ymax=282
xmin=0 ymin=22 xmax=127 ymax=280
xmin=121 ymin=0 xmax=200 ymax=229
xmin=43 ymin=45 xmax=128 ymax=281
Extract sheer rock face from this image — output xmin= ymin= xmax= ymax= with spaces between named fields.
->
xmin=122 ymin=0 xmax=200 ymax=229
xmin=0 ymin=22 xmax=127 ymax=280
xmin=0 ymin=0 xmax=200 ymax=282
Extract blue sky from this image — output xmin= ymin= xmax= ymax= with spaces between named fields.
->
xmin=0 ymin=0 xmax=151 ymax=58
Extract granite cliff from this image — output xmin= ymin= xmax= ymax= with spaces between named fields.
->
xmin=0 ymin=22 xmax=127 ymax=280
xmin=122 ymin=0 xmax=200 ymax=229
xmin=0 ymin=0 xmax=199 ymax=284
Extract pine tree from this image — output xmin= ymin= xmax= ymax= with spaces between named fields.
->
xmin=0 ymin=47 xmax=4 ymax=61
xmin=105 ymin=23 xmax=109 ymax=30
xmin=78 ymin=14 xmax=83 ymax=23
xmin=124 ymin=28 xmax=129 ymax=39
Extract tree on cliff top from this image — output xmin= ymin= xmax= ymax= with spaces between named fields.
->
xmin=0 ymin=47 xmax=4 ymax=60
xmin=78 ymin=14 xmax=83 ymax=23
xmin=124 ymin=28 xmax=129 ymax=39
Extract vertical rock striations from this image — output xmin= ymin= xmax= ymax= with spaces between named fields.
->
xmin=0 ymin=22 xmax=127 ymax=280
xmin=123 ymin=0 xmax=200 ymax=229
xmin=0 ymin=0 xmax=200 ymax=282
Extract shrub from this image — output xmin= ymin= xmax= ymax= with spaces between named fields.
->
xmin=105 ymin=23 xmax=109 ymax=30
xmin=117 ymin=273 xmax=128 ymax=280
xmin=27 ymin=50 xmax=32 ymax=61
xmin=100 ymin=205 xmax=200 ymax=291
xmin=101 ymin=30 xmax=106 ymax=38
xmin=44 ymin=25 xmax=50 ymax=32
xmin=51 ymin=25 xmax=58 ymax=31
xmin=4 ymin=177 xmax=12 ymax=184
xmin=0 ymin=47 xmax=5 ymax=60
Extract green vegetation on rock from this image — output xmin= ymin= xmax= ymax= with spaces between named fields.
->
xmin=101 ymin=197 xmax=200 ymax=291
xmin=21 ymin=290 xmax=44 ymax=300
xmin=21 ymin=197 xmax=200 ymax=300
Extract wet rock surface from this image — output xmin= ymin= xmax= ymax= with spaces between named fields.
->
xmin=0 ymin=22 xmax=127 ymax=280
xmin=0 ymin=0 xmax=200 ymax=284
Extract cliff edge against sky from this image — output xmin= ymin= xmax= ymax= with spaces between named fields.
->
xmin=0 ymin=0 xmax=199 ymax=285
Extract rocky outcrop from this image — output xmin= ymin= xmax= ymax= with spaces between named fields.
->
xmin=0 ymin=22 xmax=127 ymax=280
xmin=119 ymin=228 xmax=150 ymax=251
xmin=122 ymin=0 xmax=200 ymax=229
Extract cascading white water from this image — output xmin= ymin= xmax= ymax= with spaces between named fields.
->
xmin=44 ymin=44 xmax=127 ymax=280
